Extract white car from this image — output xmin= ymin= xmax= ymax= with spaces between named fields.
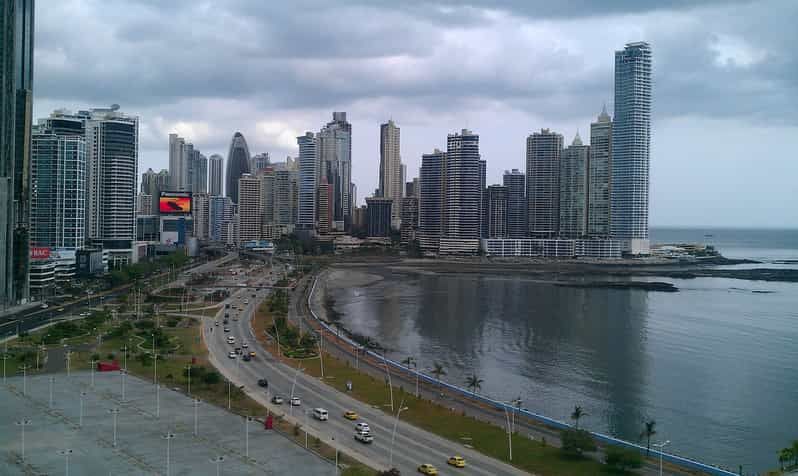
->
xmin=242 ymin=342 xmax=248 ymax=348
xmin=355 ymin=422 xmax=370 ymax=433
xmin=227 ymin=336 xmax=235 ymax=344
xmin=290 ymin=396 xmax=301 ymax=406
xmin=227 ymin=351 xmax=237 ymax=359
xmin=355 ymin=432 xmax=373 ymax=444
xmin=40 ymin=303 xmax=49 ymax=309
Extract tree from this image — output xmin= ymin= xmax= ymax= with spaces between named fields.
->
xmin=465 ymin=374 xmax=483 ymax=394
xmin=202 ymin=371 xmax=221 ymax=385
xmin=560 ymin=428 xmax=597 ymax=457
xmin=605 ymin=446 xmax=643 ymax=472
xmin=779 ymin=447 xmax=793 ymax=471
xmin=431 ymin=362 xmax=446 ymax=385
xmin=640 ymin=420 xmax=657 ymax=456
xmin=793 ymin=440 xmax=798 ymax=467
xmin=571 ymin=405 xmax=586 ymax=430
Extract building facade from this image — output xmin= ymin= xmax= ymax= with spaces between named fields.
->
xmin=485 ymin=185 xmax=508 ymax=238
xmin=168 ymin=134 xmax=190 ymax=191
xmin=366 ymin=197 xmax=392 ymax=238
xmin=317 ymin=177 xmax=332 ymax=234
xmin=481 ymin=238 xmax=621 ymax=259
xmin=589 ymin=106 xmax=612 ymax=237
xmin=417 ymin=149 xmax=446 ymax=253
xmin=318 ymin=112 xmax=351 ymax=230
xmin=141 ymin=168 xmax=169 ymax=214
xmin=250 ymin=152 xmax=270 ymax=175
xmin=225 ymin=131 xmax=251 ymax=204
xmin=296 ymin=132 xmax=318 ymax=228
xmin=502 ymin=169 xmax=526 ymax=238
xmin=611 ymin=42 xmax=652 ymax=254
xmin=379 ymin=120 xmax=403 ymax=227
xmin=559 ymin=133 xmax=590 ymax=238
xmin=237 ymin=174 xmax=262 ymax=243
xmin=526 ymin=129 xmax=563 ymax=238
xmin=209 ymin=195 xmax=232 ymax=242
xmin=189 ymin=151 xmax=207 ymax=194
xmin=208 ymin=154 xmax=223 ymax=196
xmin=192 ymin=193 xmax=210 ymax=240
xmin=439 ymin=130 xmax=481 ymax=254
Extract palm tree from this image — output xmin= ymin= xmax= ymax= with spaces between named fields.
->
xmin=571 ymin=405 xmax=586 ymax=430
xmin=778 ymin=448 xmax=793 ymax=471
xmin=465 ymin=374 xmax=483 ymax=394
xmin=431 ymin=362 xmax=446 ymax=385
xmin=640 ymin=420 xmax=657 ymax=456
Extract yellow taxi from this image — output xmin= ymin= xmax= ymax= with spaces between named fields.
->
xmin=249 ymin=351 xmax=256 ymax=357
xmin=343 ymin=410 xmax=359 ymax=420
xmin=447 ymin=455 xmax=466 ymax=468
xmin=417 ymin=464 xmax=438 ymax=475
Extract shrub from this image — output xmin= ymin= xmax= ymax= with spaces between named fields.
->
xmin=293 ymin=423 xmax=301 ymax=436
xmin=604 ymin=446 xmax=643 ymax=472
xmin=166 ymin=319 xmax=180 ymax=328
xmin=202 ymin=371 xmax=221 ymax=385
xmin=560 ymin=429 xmax=597 ymax=457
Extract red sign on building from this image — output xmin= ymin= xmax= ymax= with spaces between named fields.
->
xmin=30 ymin=247 xmax=51 ymax=260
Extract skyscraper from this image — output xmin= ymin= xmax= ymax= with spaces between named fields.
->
xmin=400 ymin=196 xmax=418 ymax=244
xmin=441 ymin=129 xmax=481 ymax=254
xmin=190 ymin=152 xmax=207 ymax=194
xmin=192 ymin=193 xmax=210 ymax=240
xmin=479 ymin=159 xmax=487 ymax=237
xmin=209 ymin=195 xmax=232 ymax=242
xmin=559 ymin=133 xmax=590 ymax=237
xmin=317 ymin=177 xmax=332 ymax=234
xmin=318 ymin=112 xmax=351 ymax=230
xmin=502 ymin=169 xmax=526 ymax=238
xmin=379 ymin=120 xmax=403 ymax=227
xmin=485 ymin=185 xmax=508 ymax=238
xmin=611 ymin=41 xmax=652 ymax=254
xmin=141 ymin=168 xmax=170 ymax=213
xmin=366 ymin=197 xmax=392 ymax=238
xmin=208 ymin=154 xmax=223 ymax=196
xmin=589 ymin=106 xmax=612 ymax=237
xmin=418 ymin=149 xmax=446 ymax=253
xmin=225 ymin=132 xmax=251 ymax=204
xmin=296 ymin=132 xmax=318 ymax=228
xmin=526 ymin=129 xmax=563 ymax=238
xmin=1 ymin=0 xmax=34 ymax=304
xmin=237 ymin=174 xmax=262 ymax=242
xmin=250 ymin=152 xmax=270 ymax=175
xmin=168 ymin=134 xmax=189 ymax=191
xmin=30 ymin=125 xmax=86 ymax=250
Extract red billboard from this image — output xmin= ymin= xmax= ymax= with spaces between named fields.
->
xmin=30 ymin=247 xmax=51 ymax=260
xmin=159 ymin=191 xmax=192 ymax=215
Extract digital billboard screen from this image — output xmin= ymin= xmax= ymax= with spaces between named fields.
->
xmin=159 ymin=191 xmax=192 ymax=215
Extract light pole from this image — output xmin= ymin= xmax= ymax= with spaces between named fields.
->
xmin=79 ymin=392 xmax=87 ymax=427
xmin=90 ymin=358 xmax=96 ymax=388
xmin=122 ymin=344 xmax=128 ymax=371
xmin=210 ymin=456 xmax=225 ymax=476
xmin=653 ymin=440 xmax=670 ymax=476
xmin=156 ymin=384 xmax=161 ymax=418
xmin=49 ymin=376 xmax=55 ymax=408
xmin=290 ymin=364 xmax=302 ymax=417
xmin=389 ymin=399 xmax=409 ymax=467
xmin=510 ymin=397 xmax=522 ymax=434
xmin=502 ymin=406 xmax=513 ymax=461
xmin=109 ymin=408 xmax=120 ymax=447
xmin=152 ymin=333 xmax=158 ymax=385
xmin=57 ymin=448 xmax=74 ymax=476
xmin=162 ymin=431 xmax=176 ymax=476
xmin=20 ymin=364 xmax=30 ymax=396
xmin=2 ymin=350 xmax=10 ymax=384
xmin=193 ymin=398 xmax=201 ymax=437
xmin=227 ymin=379 xmax=231 ymax=410
xmin=120 ymin=369 xmax=127 ymax=402
xmin=382 ymin=353 xmax=394 ymax=412
xmin=65 ymin=349 xmax=71 ymax=377
xmin=185 ymin=364 xmax=192 ymax=396
xmin=15 ymin=419 xmax=32 ymax=462
xmin=244 ymin=416 xmax=253 ymax=458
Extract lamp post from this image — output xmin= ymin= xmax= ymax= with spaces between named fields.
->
xmin=90 ymin=358 xmax=96 ymax=388
xmin=57 ymin=448 xmax=74 ymax=476
xmin=382 ymin=353 xmax=394 ymax=412
xmin=227 ymin=379 xmax=231 ymax=410
xmin=502 ymin=405 xmax=513 ymax=461
xmin=653 ymin=440 xmax=670 ymax=476
xmin=15 ymin=419 xmax=32 ymax=462
xmin=244 ymin=415 xmax=253 ymax=458
xmin=389 ymin=399 xmax=409 ymax=467
xmin=510 ymin=397 xmax=522 ymax=434
xmin=2 ymin=350 xmax=10 ymax=384
xmin=108 ymin=408 xmax=120 ymax=447
xmin=290 ymin=364 xmax=302 ymax=417
xmin=79 ymin=392 xmax=87 ymax=427
xmin=20 ymin=364 xmax=30 ymax=396
xmin=120 ymin=369 xmax=127 ymax=402
xmin=193 ymin=398 xmax=201 ymax=437
xmin=210 ymin=456 xmax=225 ymax=476
xmin=152 ymin=333 xmax=158 ymax=385
xmin=185 ymin=364 xmax=192 ymax=396
xmin=162 ymin=431 xmax=176 ymax=476
xmin=65 ymin=349 xmax=71 ymax=377
xmin=49 ymin=376 xmax=55 ymax=408
xmin=156 ymin=384 xmax=160 ymax=418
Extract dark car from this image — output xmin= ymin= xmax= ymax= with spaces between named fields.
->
xmin=257 ymin=379 xmax=268 ymax=388
xmin=243 ymin=354 xmax=252 ymax=362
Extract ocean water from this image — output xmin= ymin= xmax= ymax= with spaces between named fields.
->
xmin=330 ymin=228 xmax=798 ymax=473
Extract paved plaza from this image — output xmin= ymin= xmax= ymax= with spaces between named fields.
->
xmin=0 ymin=371 xmax=333 ymax=475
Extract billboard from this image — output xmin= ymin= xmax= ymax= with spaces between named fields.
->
xmin=30 ymin=247 xmax=51 ymax=260
xmin=159 ymin=191 xmax=192 ymax=215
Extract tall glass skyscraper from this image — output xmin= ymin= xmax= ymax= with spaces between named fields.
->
xmin=225 ymin=132 xmax=251 ymax=204
xmin=441 ymin=129 xmax=481 ymax=254
xmin=208 ymin=154 xmax=223 ymax=196
xmin=559 ymin=133 xmax=590 ymax=238
xmin=611 ymin=41 xmax=652 ymax=254
xmin=296 ymin=132 xmax=317 ymax=228
xmin=318 ymin=112 xmax=351 ymax=230
xmin=417 ymin=149 xmax=446 ymax=253
xmin=502 ymin=169 xmax=526 ymax=238
xmin=526 ymin=129 xmax=563 ymax=238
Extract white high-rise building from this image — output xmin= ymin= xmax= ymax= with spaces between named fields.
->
xmin=237 ymin=174 xmax=262 ymax=242
xmin=526 ymin=129 xmax=563 ymax=238
xmin=379 ymin=120 xmax=403 ymax=228
xmin=611 ymin=41 xmax=652 ymax=254
xmin=168 ymin=134 xmax=188 ymax=191
xmin=440 ymin=129 xmax=481 ymax=254
xmin=208 ymin=154 xmax=224 ymax=196
xmin=192 ymin=193 xmax=210 ymax=240
xmin=589 ymin=106 xmax=612 ymax=237
xmin=296 ymin=132 xmax=317 ymax=228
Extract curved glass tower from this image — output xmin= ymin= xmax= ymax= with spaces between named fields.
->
xmin=225 ymin=132 xmax=251 ymax=204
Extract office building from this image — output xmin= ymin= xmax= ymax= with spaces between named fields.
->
xmin=225 ymin=131 xmax=251 ymax=204
xmin=296 ymin=132 xmax=318 ymax=228
xmin=366 ymin=197 xmax=392 ymax=238
xmin=559 ymin=133 xmax=590 ymax=238
xmin=400 ymin=196 xmax=418 ymax=244
xmin=526 ymin=129 xmax=563 ymax=238
xmin=486 ymin=185 xmax=508 ymax=238
xmin=612 ymin=41 xmax=652 ymax=254
xmin=30 ymin=127 xmax=86 ymax=251
xmin=479 ymin=159 xmax=487 ymax=237
xmin=193 ymin=193 xmax=210 ymax=240
xmin=317 ymin=177 xmax=332 ymax=234
xmin=208 ymin=154 xmax=223 ymax=196
xmin=136 ymin=215 xmax=159 ymax=242
xmin=440 ymin=129 xmax=481 ymax=254
xmin=237 ymin=174 xmax=262 ymax=242
xmin=379 ymin=120 xmax=403 ymax=227
xmin=168 ymin=134 xmax=190 ymax=191
xmin=589 ymin=106 xmax=612 ymax=237
xmin=141 ymin=168 xmax=170 ymax=213
xmin=209 ymin=195 xmax=233 ymax=242
xmin=503 ymin=169 xmax=526 ymax=238
xmin=250 ymin=152 xmax=270 ymax=175
xmin=318 ymin=112 xmax=351 ymax=230
xmin=137 ymin=193 xmax=153 ymax=215
xmin=417 ymin=149 xmax=446 ymax=253
xmin=190 ymin=152 xmax=207 ymax=194
xmin=273 ymin=168 xmax=297 ymax=227
xmin=1 ymin=0 xmax=34 ymax=304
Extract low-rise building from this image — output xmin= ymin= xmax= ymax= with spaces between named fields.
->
xmin=481 ymin=238 xmax=621 ymax=259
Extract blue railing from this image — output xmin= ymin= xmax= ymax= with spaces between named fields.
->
xmin=305 ymin=275 xmax=738 ymax=476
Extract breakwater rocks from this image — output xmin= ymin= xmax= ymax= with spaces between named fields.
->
xmin=556 ymin=281 xmax=679 ymax=292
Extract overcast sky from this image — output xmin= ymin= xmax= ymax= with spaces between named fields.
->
xmin=32 ymin=0 xmax=797 ymax=228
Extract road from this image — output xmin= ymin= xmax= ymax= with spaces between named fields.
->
xmin=202 ymin=267 xmax=527 ymax=476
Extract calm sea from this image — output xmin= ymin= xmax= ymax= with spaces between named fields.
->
xmin=330 ymin=228 xmax=798 ymax=473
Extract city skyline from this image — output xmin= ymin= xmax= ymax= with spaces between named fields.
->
xmin=29 ymin=1 xmax=798 ymax=228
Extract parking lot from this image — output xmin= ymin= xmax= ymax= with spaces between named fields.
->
xmin=0 ymin=371 xmax=332 ymax=475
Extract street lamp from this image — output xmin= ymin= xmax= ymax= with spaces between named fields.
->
xmin=209 ymin=456 xmax=225 ymax=476
xmin=389 ymin=399 xmax=409 ymax=467
xmin=162 ymin=431 xmax=176 ymax=476
xmin=65 ymin=348 xmax=71 ymax=377
xmin=1 ymin=350 xmax=10 ymax=384
xmin=156 ymin=383 xmax=161 ymax=418
xmin=185 ymin=364 xmax=192 ymax=396
xmin=15 ymin=419 xmax=32 ymax=462
xmin=57 ymin=448 xmax=74 ymax=476
xmin=90 ymin=358 xmax=96 ymax=388
xmin=79 ymin=392 xmax=87 ymax=427
xmin=193 ymin=398 xmax=201 ymax=437
xmin=653 ymin=440 xmax=671 ymax=476
xmin=120 ymin=369 xmax=127 ymax=402
xmin=290 ymin=364 xmax=303 ymax=417
xmin=244 ymin=415 xmax=253 ymax=458
xmin=502 ymin=405 xmax=513 ymax=461
xmin=108 ymin=408 xmax=120 ymax=447
xmin=49 ymin=376 xmax=55 ymax=408
xmin=19 ymin=364 xmax=30 ymax=396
